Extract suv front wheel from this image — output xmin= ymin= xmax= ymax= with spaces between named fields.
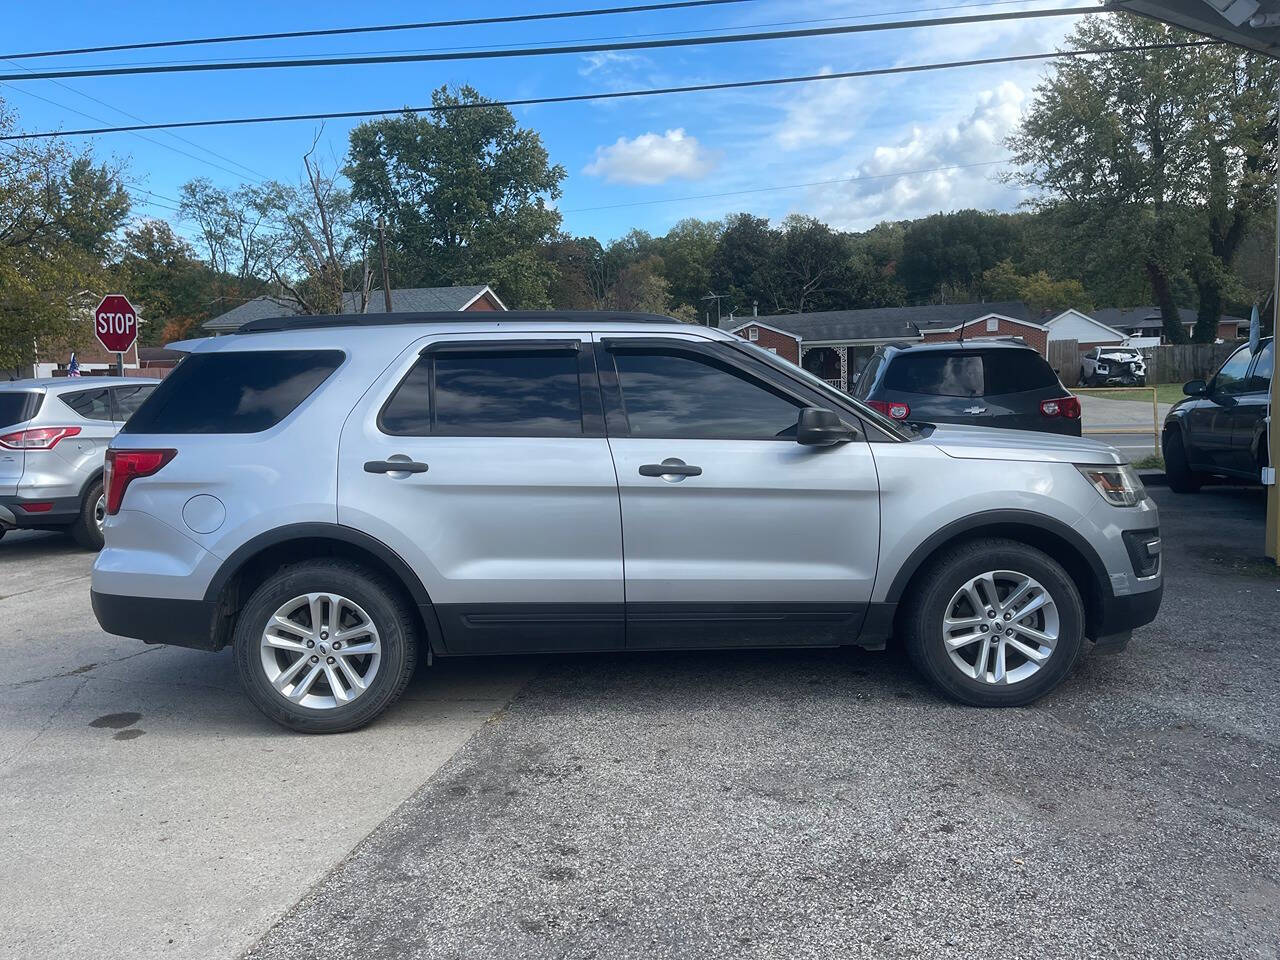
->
xmin=233 ymin=559 xmax=419 ymax=733
xmin=902 ymin=538 xmax=1085 ymax=707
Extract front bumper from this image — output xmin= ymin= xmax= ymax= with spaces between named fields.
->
xmin=1091 ymin=581 xmax=1162 ymax=650
xmin=91 ymin=590 xmax=224 ymax=650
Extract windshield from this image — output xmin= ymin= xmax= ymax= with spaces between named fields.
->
xmin=731 ymin=340 xmax=912 ymax=440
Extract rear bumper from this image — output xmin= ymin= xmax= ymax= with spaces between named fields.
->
xmin=0 ymin=494 xmax=80 ymax=528
xmin=91 ymin=590 xmax=223 ymax=650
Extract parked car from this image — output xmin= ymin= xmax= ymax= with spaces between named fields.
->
xmin=1079 ymin=346 xmax=1148 ymax=387
xmin=0 ymin=377 xmax=158 ymax=548
xmin=90 ymin=312 xmax=1161 ymax=732
xmin=853 ymin=339 xmax=1082 ymax=436
xmin=1162 ymin=336 xmax=1272 ymax=493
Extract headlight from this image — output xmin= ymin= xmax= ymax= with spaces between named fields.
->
xmin=1096 ymin=363 xmax=1109 ymax=374
xmin=1078 ymin=464 xmax=1145 ymax=507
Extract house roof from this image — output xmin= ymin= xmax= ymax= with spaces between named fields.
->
xmin=1044 ymin=308 xmax=1127 ymax=340
xmin=1090 ymin=306 xmax=1248 ymax=331
xmin=204 ymin=285 xmax=502 ymax=332
xmin=728 ymin=301 xmax=1032 ymax=343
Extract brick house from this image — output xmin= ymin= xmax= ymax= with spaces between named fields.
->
xmin=203 ymin=284 xmax=506 ymax=334
xmin=726 ymin=301 xmax=1046 ymax=392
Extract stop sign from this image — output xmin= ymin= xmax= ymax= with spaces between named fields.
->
xmin=94 ymin=294 xmax=139 ymax=354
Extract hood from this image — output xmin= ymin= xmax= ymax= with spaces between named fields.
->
xmin=1098 ymin=350 xmax=1143 ymax=360
xmin=926 ymin=422 xmax=1123 ymax=466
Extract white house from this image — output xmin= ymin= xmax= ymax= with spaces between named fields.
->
xmin=1042 ymin=309 xmax=1128 ymax=348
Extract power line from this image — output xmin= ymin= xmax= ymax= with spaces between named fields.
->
xmin=0 ymin=66 xmax=270 ymax=181
xmin=560 ymin=160 xmax=1013 ymax=212
xmin=0 ymin=0 xmax=767 ymax=61
xmin=0 ymin=7 xmax=1096 ymax=84
xmin=0 ymin=40 xmax=1217 ymax=141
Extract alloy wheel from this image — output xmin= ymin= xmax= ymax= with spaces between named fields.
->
xmin=942 ymin=570 xmax=1059 ymax=685
xmin=259 ymin=593 xmax=382 ymax=709
xmin=94 ymin=494 xmax=106 ymax=535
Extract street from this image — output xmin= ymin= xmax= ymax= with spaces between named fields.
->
xmin=2 ymin=486 xmax=1277 ymax=960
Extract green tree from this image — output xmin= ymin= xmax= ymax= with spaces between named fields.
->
xmin=980 ymin=259 xmax=1092 ymax=315
xmin=115 ymin=220 xmax=219 ymax=345
xmin=346 ymin=86 xmax=565 ymax=307
xmin=897 ymin=210 xmax=1021 ymax=303
xmin=653 ymin=218 xmax=720 ymax=310
xmin=709 ymin=213 xmax=779 ymax=316
xmin=1008 ymin=13 xmax=1280 ymax=342
xmin=0 ymin=102 xmax=130 ymax=373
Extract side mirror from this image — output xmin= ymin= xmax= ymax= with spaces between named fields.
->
xmin=1183 ymin=379 xmax=1207 ymax=398
xmin=796 ymin=407 xmax=854 ymax=446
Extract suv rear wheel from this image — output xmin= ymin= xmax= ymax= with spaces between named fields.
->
xmin=233 ymin=559 xmax=419 ymax=733
xmin=902 ymin=538 xmax=1085 ymax=707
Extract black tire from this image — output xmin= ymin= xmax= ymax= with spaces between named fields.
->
xmin=1163 ymin=428 xmax=1202 ymax=494
xmin=0 ymin=527 xmax=6 ymax=541
xmin=70 ymin=478 xmax=105 ymax=550
xmin=902 ymin=538 xmax=1086 ymax=707
xmin=233 ymin=559 xmax=419 ymax=733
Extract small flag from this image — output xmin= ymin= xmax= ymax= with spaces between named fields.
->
xmin=67 ymin=352 xmax=80 ymax=378
xmin=1248 ymin=304 xmax=1260 ymax=353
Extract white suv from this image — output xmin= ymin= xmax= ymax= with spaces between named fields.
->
xmin=91 ymin=312 xmax=1162 ymax=732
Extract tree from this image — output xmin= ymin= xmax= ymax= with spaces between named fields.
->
xmin=653 ymin=218 xmax=719 ymax=311
xmin=772 ymin=215 xmax=854 ymax=313
xmin=897 ymin=210 xmax=1021 ymax=304
xmin=177 ymin=177 xmax=286 ymax=313
xmin=346 ymin=86 xmax=565 ymax=307
xmin=980 ymin=260 xmax=1093 ymax=315
xmin=709 ymin=213 xmax=778 ymax=316
xmin=115 ymin=220 xmax=218 ymax=345
xmin=1008 ymin=14 xmax=1280 ymax=342
xmin=0 ymin=101 xmax=130 ymax=374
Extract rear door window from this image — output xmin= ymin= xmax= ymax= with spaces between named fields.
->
xmin=380 ymin=345 xmax=585 ymax=436
xmin=60 ymin=387 xmax=114 ymax=421
xmin=0 ymin=391 xmax=42 ymax=428
xmin=122 ymin=350 xmax=344 ymax=434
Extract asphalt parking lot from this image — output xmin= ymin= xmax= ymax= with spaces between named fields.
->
xmin=4 ymin=485 xmax=1279 ymax=960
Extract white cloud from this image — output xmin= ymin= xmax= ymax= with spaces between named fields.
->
xmin=583 ymin=129 xmax=718 ymax=185
xmin=807 ymin=81 xmax=1030 ymax=229
xmin=774 ymin=68 xmax=864 ymax=151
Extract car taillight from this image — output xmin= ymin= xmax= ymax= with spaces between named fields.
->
xmin=0 ymin=426 xmax=81 ymax=449
xmin=1040 ymin=396 xmax=1081 ymax=419
xmin=868 ymin=400 xmax=911 ymax=420
xmin=104 ymin=448 xmax=176 ymax=515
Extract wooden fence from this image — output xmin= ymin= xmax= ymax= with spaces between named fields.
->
xmin=1051 ymin=339 xmax=1238 ymax=386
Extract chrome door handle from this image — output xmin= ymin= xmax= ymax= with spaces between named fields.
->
xmin=364 ymin=459 xmax=429 ymax=474
xmin=639 ymin=458 xmax=702 ymax=480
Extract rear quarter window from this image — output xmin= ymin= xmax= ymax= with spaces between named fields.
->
xmin=122 ymin=350 xmax=344 ymax=434
xmin=0 ymin=391 xmax=42 ymax=427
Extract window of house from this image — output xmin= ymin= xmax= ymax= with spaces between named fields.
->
xmin=986 ymin=317 xmax=999 ymax=332
xmin=612 ymin=349 xmax=803 ymax=439
xmin=748 ymin=327 xmax=759 ymax=342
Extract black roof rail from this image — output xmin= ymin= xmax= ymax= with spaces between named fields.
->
xmin=235 ymin=309 xmax=684 ymax=334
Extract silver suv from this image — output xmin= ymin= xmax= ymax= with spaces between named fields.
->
xmin=89 ymin=313 xmax=1163 ymax=732
xmin=1 ymin=376 xmax=157 ymax=549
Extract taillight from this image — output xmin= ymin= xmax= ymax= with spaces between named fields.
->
xmin=868 ymin=400 xmax=911 ymax=420
xmin=0 ymin=426 xmax=81 ymax=449
xmin=104 ymin=448 xmax=176 ymax=515
xmin=1040 ymin=396 xmax=1081 ymax=419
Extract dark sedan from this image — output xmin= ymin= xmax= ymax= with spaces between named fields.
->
xmin=1163 ymin=337 xmax=1272 ymax=492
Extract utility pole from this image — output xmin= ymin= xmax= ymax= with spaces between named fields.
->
xmin=1265 ymin=88 xmax=1280 ymax=562
xmin=378 ymin=216 xmax=394 ymax=314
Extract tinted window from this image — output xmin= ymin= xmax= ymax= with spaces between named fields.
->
xmin=381 ymin=348 xmax=583 ymax=436
xmin=60 ymin=387 xmax=113 ymax=421
xmin=882 ymin=349 xmax=1058 ymax=397
xmin=1213 ymin=345 xmax=1254 ymax=396
xmin=0 ymin=391 xmax=42 ymax=428
xmin=883 ymin=354 xmax=984 ymax=397
xmin=112 ymin=385 xmax=155 ymax=421
xmin=123 ymin=350 xmax=343 ymax=434
xmin=1247 ymin=340 xmax=1272 ymax=391
xmin=855 ymin=356 xmax=881 ymax=398
xmin=613 ymin=349 xmax=803 ymax=439
xmin=981 ymin=350 xmax=1061 ymax=394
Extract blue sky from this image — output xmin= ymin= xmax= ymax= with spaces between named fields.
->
xmin=0 ymin=0 xmax=1092 ymax=244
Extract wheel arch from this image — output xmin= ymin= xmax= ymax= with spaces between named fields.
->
xmin=202 ymin=523 xmax=444 ymax=653
xmin=884 ymin=510 xmax=1109 ymax=640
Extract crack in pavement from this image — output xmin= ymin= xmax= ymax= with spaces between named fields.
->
xmin=0 ymin=676 xmax=89 ymax=771
xmin=4 ymin=645 xmax=163 ymax=690
xmin=0 ymin=574 xmax=90 ymax=603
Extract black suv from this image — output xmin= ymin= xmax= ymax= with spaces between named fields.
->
xmin=1163 ymin=337 xmax=1272 ymax=492
xmin=852 ymin=339 xmax=1081 ymax=436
